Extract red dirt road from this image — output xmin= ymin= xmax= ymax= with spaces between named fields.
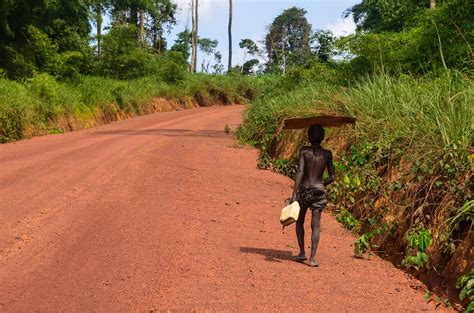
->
xmin=0 ymin=105 xmax=446 ymax=311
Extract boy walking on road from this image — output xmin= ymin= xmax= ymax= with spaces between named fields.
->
xmin=290 ymin=125 xmax=335 ymax=267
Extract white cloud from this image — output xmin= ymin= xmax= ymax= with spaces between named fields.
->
xmin=172 ymin=0 xmax=229 ymax=26
xmin=326 ymin=17 xmax=356 ymax=37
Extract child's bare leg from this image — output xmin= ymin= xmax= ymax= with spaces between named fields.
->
xmin=309 ymin=209 xmax=322 ymax=267
xmin=295 ymin=206 xmax=308 ymax=261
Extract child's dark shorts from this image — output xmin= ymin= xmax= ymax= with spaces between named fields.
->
xmin=297 ymin=184 xmax=327 ymax=211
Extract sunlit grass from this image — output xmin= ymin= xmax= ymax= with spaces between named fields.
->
xmin=0 ymin=73 xmax=256 ymax=143
xmin=239 ymin=71 xmax=473 ymax=152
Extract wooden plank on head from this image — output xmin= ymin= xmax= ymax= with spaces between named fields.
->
xmin=283 ymin=115 xmax=356 ymax=129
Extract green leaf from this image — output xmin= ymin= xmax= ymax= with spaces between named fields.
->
xmin=424 ymin=291 xmax=432 ymax=301
xmin=467 ymin=278 xmax=474 ymax=290
xmin=465 ymin=301 xmax=474 ymax=313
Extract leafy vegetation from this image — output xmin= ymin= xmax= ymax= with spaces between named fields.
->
xmin=0 ymin=73 xmax=256 ymax=142
xmin=354 ymin=231 xmax=375 ymax=258
xmin=401 ymin=228 xmax=432 ymax=270
xmin=456 ymin=269 xmax=474 ymax=312
xmin=335 ymin=209 xmax=361 ymax=233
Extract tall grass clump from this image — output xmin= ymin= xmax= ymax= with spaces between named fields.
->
xmin=238 ymin=80 xmax=341 ymax=146
xmin=341 ymin=72 xmax=473 ymax=150
xmin=0 ymin=79 xmax=35 ymax=142
xmin=240 ymin=71 xmax=472 ymax=152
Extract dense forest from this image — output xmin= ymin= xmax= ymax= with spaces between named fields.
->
xmin=0 ymin=0 xmax=473 ymax=310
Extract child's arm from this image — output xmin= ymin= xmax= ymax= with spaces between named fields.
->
xmin=290 ymin=150 xmax=305 ymax=202
xmin=323 ymin=151 xmax=335 ymax=186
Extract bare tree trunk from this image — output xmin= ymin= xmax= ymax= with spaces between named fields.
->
xmin=281 ymin=32 xmax=286 ymax=74
xmin=191 ymin=0 xmax=196 ymax=73
xmin=95 ymin=4 xmax=102 ymax=57
xmin=139 ymin=9 xmax=145 ymax=46
xmin=227 ymin=0 xmax=232 ymax=72
xmin=130 ymin=4 xmax=138 ymax=26
xmin=193 ymin=0 xmax=199 ymax=73
xmin=430 ymin=0 xmax=436 ymax=9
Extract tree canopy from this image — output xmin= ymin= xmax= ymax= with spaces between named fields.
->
xmin=344 ymin=0 xmax=430 ymax=33
xmin=264 ymin=7 xmax=312 ymax=73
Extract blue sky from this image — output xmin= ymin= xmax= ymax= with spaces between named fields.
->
xmin=167 ymin=0 xmax=359 ymax=68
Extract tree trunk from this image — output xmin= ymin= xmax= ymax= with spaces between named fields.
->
xmin=281 ymin=32 xmax=286 ymax=74
xmin=227 ymin=0 xmax=232 ymax=72
xmin=95 ymin=3 xmax=102 ymax=57
xmin=430 ymin=0 xmax=436 ymax=9
xmin=191 ymin=0 xmax=196 ymax=73
xmin=193 ymin=0 xmax=199 ymax=73
xmin=130 ymin=4 xmax=138 ymax=26
xmin=139 ymin=9 xmax=145 ymax=46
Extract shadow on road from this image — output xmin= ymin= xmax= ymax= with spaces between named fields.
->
xmin=239 ymin=247 xmax=294 ymax=263
xmin=93 ymin=128 xmax=230 ymax=139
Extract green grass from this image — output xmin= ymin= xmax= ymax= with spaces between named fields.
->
xmin=341 ymin=72 xmax=473 ymax=150
xmin=239 ymin=71 xmax=473 ymax=152
xmin=0 ymin=73 xmax=258 ymax=143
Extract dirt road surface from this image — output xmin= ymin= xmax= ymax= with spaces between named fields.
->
xmin=0 ymin=105 xmax=447 ymax=311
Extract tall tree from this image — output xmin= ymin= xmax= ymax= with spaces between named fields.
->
xmin=171 ymin=28 xmax=192 ymax=60
xmin=146 ymin=0 xmax=176 ymax=52
xmin=89 ymin=0 xmax=109 ymax=57
xmin=311 ymin=30 xmax=335 ymax=62
xmin=239 ymin=38 xmax=258 ymax=74
xmin=139 ymin=8 xmax=145 ymax=45
xmin=109 ymin=0 xmax=176 ymax=50
xmin=0 ymin=0 xmax=92 ymax=79
xmin=344 ymin=0 xmax=430 ymax=33
xmin=265 ymin=7 xmax=312 ymax=73
xmin=227 ymin=0 xmax=232 ymax=72
xmin=96 ymin=4 xmax=104 ymax=56
xmin=193 ymin=0 xmax=199 ymax=72
xmin=198 ymin=37 xmax=218 ymax=73
xmin=191 ymin=0 xmax=196 ymax=72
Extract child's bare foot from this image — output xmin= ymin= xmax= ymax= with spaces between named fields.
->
xmin=309 ymin=258 xmax=319 ymax=267
xmin=293 ymin=253 xmax=307 ymax=262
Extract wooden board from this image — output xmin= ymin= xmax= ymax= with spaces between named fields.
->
xmin=283 ymin=115 xmax=356 ymax=129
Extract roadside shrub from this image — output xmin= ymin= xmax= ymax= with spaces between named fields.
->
xmin=0 ymin=79 xmax=34 ymax=142
xmin=99 ymin=24 xmax=160 ymax=79
xmin=24 ymin=25 xmax=61 ymax=75
xmin=157 ymin=51 xmax=188 ymax=84
xmin=401 ymin=228 xmax=432 ymax=270
xmin=456 ymin=269 xmax=474 ymax=312
xmin=0 ymin=46 xmax=36 ymax=80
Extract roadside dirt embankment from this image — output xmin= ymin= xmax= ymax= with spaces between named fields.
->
xmin=22 ymin=97 xmax=236 ymax=141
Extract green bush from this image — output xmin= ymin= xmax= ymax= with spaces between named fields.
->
xmin=402 ymin=228 xmax=432 ymax=270
xmin=157 ymin=51 xmax=188 ymax=84
xmin=336 ymin=209 xmax=361 ymax=232
xmin=0 ymin=80 xmax=27 ymax=142
xmin=456 ymin=269 xmax=474 ymax=313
